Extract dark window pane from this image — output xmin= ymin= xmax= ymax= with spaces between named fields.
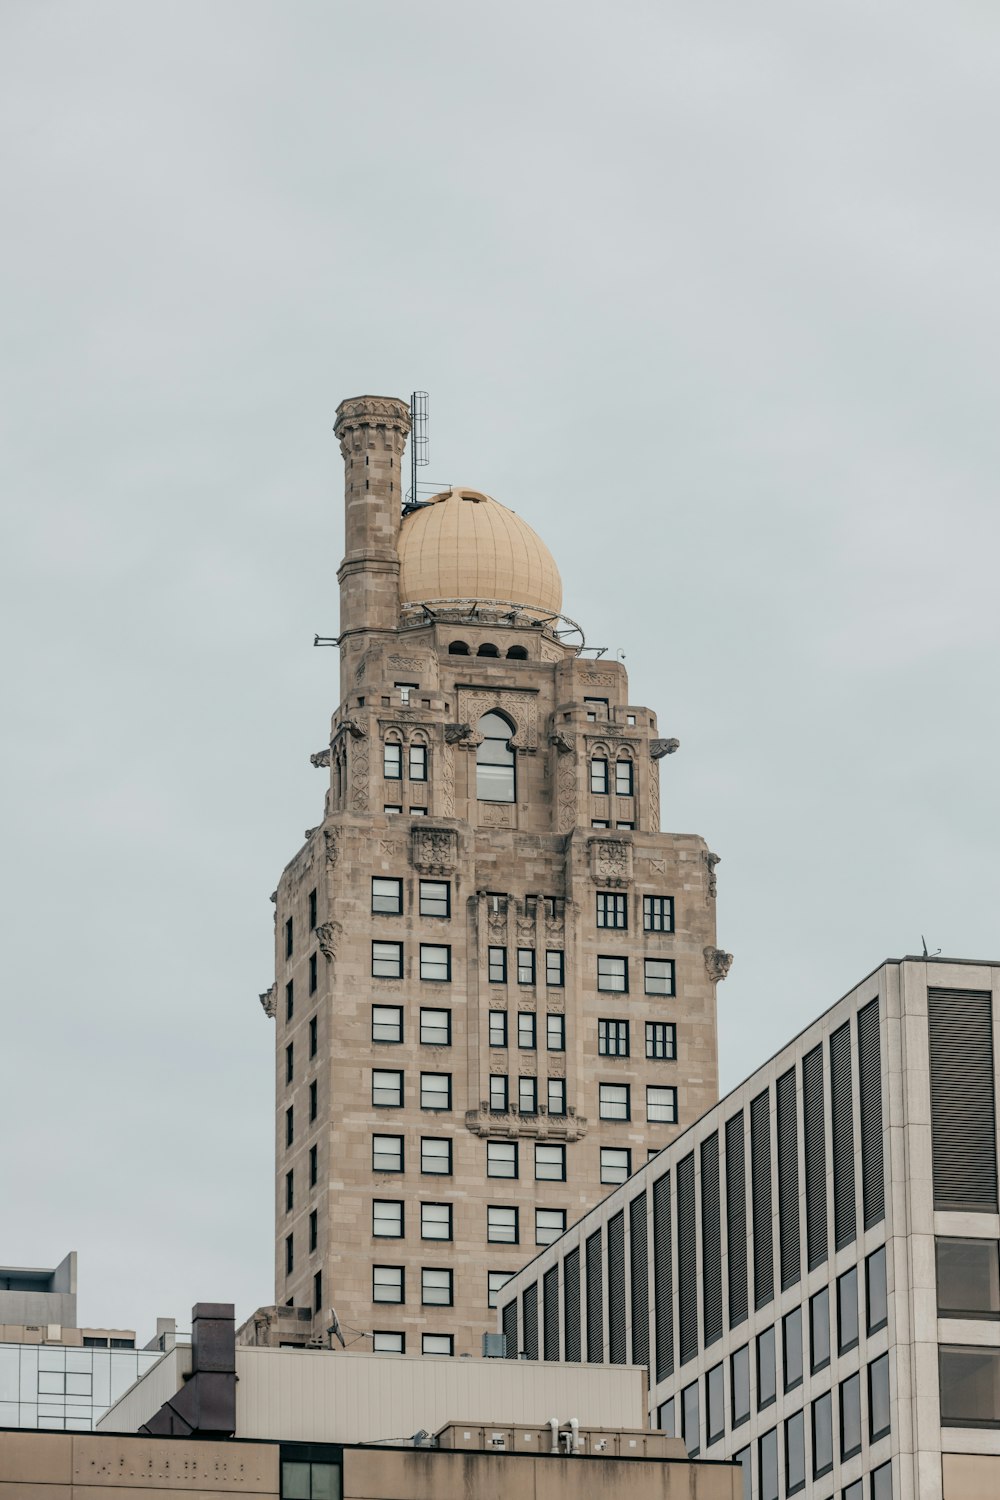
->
xmin=811 ymin=1285 xmax=830 ymax=1372
xmin=706 ymin=1363 xmax=724 ymax=1445
xmin=840 ymin=1371 xmax=862 ymax=1458
xmin=756 ymin=1325 xmax=776 ymax=1409
xmin=681 ymin=1380 xmax=700 ymax=1457
xmin=657 ymin=1397 xmax=675 ymax=1436
xmin=758 ymin=1426 xmax=778 ymax=1500
xmin=733 ymin=1448 xmax=751 ymax=1500
xmin=871 ymin=1460 xmax=892 ymax=1500
xmin=936 ymin=1237 xmax=1000 ymax=1319
xmin=939 ymin=1344 xmax=1000 ymax=1425
xmin=812 ymin=1391 xmax=833 ymax=1478
xmin=783 ymin=1305 xmax=803 ymax=1391
xmin=869 ymin=1352 xmax=891 ymax=1441
xmin=867 ymin=1244 xmax=889 ymax=1332
xmin=838 ymin=1265 xmax=859 ymax=1353
xmin=731 ymin=1344 xmax=750 ymax=1427
xmin=784 ymin=1409 xmax=805 ymax=1495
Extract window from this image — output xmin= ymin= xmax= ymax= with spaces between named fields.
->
xmin=488 ymin=1140 xmax=518 ymax=1178
xmin=420 ymin=1072 xmax=451 ymax=1110
xmin=488 ymin=1206 xmax=519 ymax=1244
xmin=372 ymin=941 xmax=403 ymax=978
xmin=506 ymin=644 xmax=528 ymax=659
xmin=489 ymin=1075 xmax=509 ymax=1112
xmin=309 ymin=1079 xmax=317 ymax=1121
xmin=597 ymin=955 xmax=628 ymax=992
xmin=285 ymin=1107 xmax=294 ymax=1148
xmin=872 ymin=1461 xmax=892 ymax=1500
xmin=285 ymin=980 xmax=293 ymax=1021
xmin=940 ymin=1345 xmax=1000 ymax=1425
xmin=309 ymin=953 xmax=318 ymax=994
xmin=545 ymin=950 xmax=564 ymax=987
xmin=706 ymin=1363 xmax=724 ymax=1445
xmin=422 ymin=1267 xmax=453 ymax=1306
xmin=488 ymin=1271 xmax=513 ymax=1309
xmin=448 ymin=639 xmax=469 ymax=655
xmin=785 ymin=1410 xmax=805 ymax=1496
xmin=591 ymin=819 xmax=609 ymax=829
xmin=477 ymin=642 xmax=499 ymax=657
xmin=869 ymin=1352 xmax=890 ymax=1441
xmin=285 ymin=1170 xmax=294 ymax=1212
xmin=536 ymin=1208 xmax=566 ymax=1246
xmin=757 ymin=1325 xmax=776 ymax=1410
xmin=585 ymin=697 xmax=609 ymax=720
xmin=372 ymin=1005 xmax=403 ymax=1043
xmin=838 ymin=1265 xmax=859 ymax=1353
xmin=420 ymin=1137 xmax=451 ymax=1175
xmin=420 ymin=944 xmax=451 ymax=981
xmin=644 ymin=957 xmax=675 ymax=995
xmin=285 ymin=917 xmax=293 ymax=959
xmin=812 ymin=1391 xmax=833 ymax=1478
xmin=372 ymin=1135 xmax=403 ymax=1173
xmin=419 ymin=1008 xmax=451 ymax=1046
xmin=383 ymin=804 xmax=402 ymax=815
xmin=590 ymin=758 xmax=609 ymax=795
xmin=383 ymin=742 xmax=402 ymax=779
xmin=489 ymin=1011 xmax=508 ymax=1047
xmin=867 ymin=1244 xmax=889 ymax=1332
xmin=409 ymin=744 xmax=427 ymax=781
xmin=811 ymin=1285 xmax=831 ymax=1372
xmin=658 ymin=1398 xmax=675 ymax=1436
xmin=309 ymin=1144 xmax=318 ymax=1187
xmin=476 ymin=711 xmax=516 ymax=802
xmin=646 ymin=1021 xmax=676 ymax=1059
xmin=535 ymin=1143 xmax=566 ymax=1180
xmin=371 ymin=877 xmax=403 ymax=915
xmin=285 ymin=1043 xmax=294 ymax=1085
xmin=309 ymin=1015 xmax=318 ymax=1057
xmin=547 ymin=1078 xmax=566 ymax=1116
xmin=313 ymin=1269 xmax=322 ymax=1311
xmin=600 ymin=1082 xmax=630 ymax=1121
xmin=546 ymin=1013 xmax=565 ymax=1050
xmin=285 ymin=1234 xmax=293 ymax=1275
xmin=783 ymin=1305 xmax=803 ymax=1391
xmin=419 ymin=879 xmax=450 ymax=918
xmin=372 ymin=1331 xmax=404 ymax=1353
xmin=840 ymin=1371 xmax=862 ymax=1459
xmin=601 ymin=1147 xmax=631 ymax=1184
xmin=517 ymin=948 xmax=536 ymax=985
xmin=373 ymin=1266 xmax=403 ymax=1304
xmin=682 ymin=1380 xmax=700 ymax=1457
xmin=372 ymin=1070 xmax=403 ymax=1107
xmin=733 ymin=1448 xmax=751 ymax=1500
xmin=615 ymin=758 xmax=634 ymax=796
xmin=517 ymin=1012 xmax=536 ymax=1049
xmin=844 ymin=1484 xmax=863 ymax=1500
xmin=647 ymin=1086 xmax=677 ymax=1124
xmin=488 ymin=947 xmax=508 ymax=983
xmin=643 ymin=895 xmax=674 ymax=932
xmin=731 ymin=1344 xmax=750 ymax=1428
xmin=422 ymin=1333 xmax=453 ymax=1356
xmin=596 ymin=892 xmax=627 ymax=929
xmin=615 ymin=820 xmax=634 ymax=830
xmin=599 ymin=1018 xmax=630 ymax=1056
xmin=758 ymin=1427 xmax=777 ymax=1500
xmin=308 ymin=888 xmax=317 ymax=929
xmin=518 ymin=1076 xmax=538 ymax=1115
xmin=421 ymin=1202 xmax=452 ymax=1241
xmin=373 ymin=1200 xmax=403 ymax=1237
xmin=936 ymin=1237 xmax=1000 ymax=1319
xmin=410 ymin=805 xmax=426 ymax=816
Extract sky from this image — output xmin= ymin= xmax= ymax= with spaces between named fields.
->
xmin=1 ymin=1 xmax=998 ymax=1339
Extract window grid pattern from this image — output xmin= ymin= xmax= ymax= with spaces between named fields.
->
xmin=701 ymin=1132 xmax=723 ymax=1348
xmin=750 ymin=1090 xmax=774 ymax=1310
xmin=677 ymin=1153 xmax=698 ymax=1365
xmin=586 ymin=1230 xmax=603 ymax=1363
xmin=802 ymin=1043 xmax=828 ymax=1271
xmin=776 ymin=1067 xmax=801 ymax=1291
xmin=830 ymin=1021 xmax=857 ymax=1250
xmin=608 ymin=1211 xmax=627 ymax=1365
xmin=858 ymin=998 xmax=886 ymax=1229
xmin=726 ymin=1111 xmax=748 ymax=1329
xmin=629 ymin=1191 xmax=649 ymax=1368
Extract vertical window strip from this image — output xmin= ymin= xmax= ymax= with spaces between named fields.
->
xmin=586 ymin=1230 xmax=604 ymax=1363
xmin=502 ymin=1299 xmax=518 ymax=1359
xmin=928 ymin=988 xmax=998 ymax=1212
xmin=630 ymin=1191 xmax=650 ymax=1368
xmin=677 ymin=1152 xmax=698 ymax=1364
xmin=543 ymin=1266 xmax=560 ymax=1361
xmin=802 ymin=1044 xmax=828 ymax=1271
xmin=563 ymin=1246 xmax=582 ymax=1363
xmin=776 ymin=1068 xmax=801 ymax=1291
xmin=653 ymin=1171 xmax=674 ymax=1382
xmin=725 ymin=1112 xmax=748 ymax=1329
xmin=700 ymin=1133 xmax=723 ymax=1347
xmin=857 ymin=999 xmax=885 ymax=1229
xmin=830 ymin=1022 xmax=857 ymax=1250
xmin=608 ymin=1210 xmax=627 ymax=1364
xmin=750 ymin=1090 xmax=774 ymax=1310
xmin=522 ymin=1282 xmax=539 ymax=1361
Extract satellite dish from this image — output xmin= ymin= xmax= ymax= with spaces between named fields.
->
xmin=327 ymin=1307 xmax=346 ymax=1348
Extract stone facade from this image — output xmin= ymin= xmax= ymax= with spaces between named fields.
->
xmin=262 ymin=395 xmax=725 ymax=1355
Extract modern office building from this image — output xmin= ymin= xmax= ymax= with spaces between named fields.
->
xmin=257 ymin=393 xmax=730 ymax=1353
xmin=498 ymin=956 xmax=1000 ymax=1500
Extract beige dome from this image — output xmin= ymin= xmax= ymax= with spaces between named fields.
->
xmin=397 ymin=489 xmax=562 ymax=616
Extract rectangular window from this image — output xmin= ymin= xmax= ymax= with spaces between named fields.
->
xmin=643 ymin=894 xmax=674 ymax=932
xmin=420 ymin=1072 xmax=451 ymax=1110
xmin=285 ymin=1106 xmax=294 ymax=1148
xmin=812 ymin=1390 xmax=833 ymax=1478
xmin=372 ymin=1069 xmax=403 ymax=1108
xmin=783 ymin=1304 xmax=803 ymax=1391
xmin=838 ymin=1264 xmax=859 ymax=1353
xmin=810 ymin=1285 xmax=830 ymax=1371
xmin=309 ymin=1212 xmax=318 ymax=1255
xmin=489 ymin=1074 xmax=509 ymax=1112
xmin=372 ymin=1200 xmax=403 ymax=1237
xmin=840 ymin=1371 xmax=862 ymax=1459
xmin=372 ymin=1135 xmax=403 ymax=1173
xmin=517 ymin=948 xmax=536 ymax=984
xmin=410 ymin=805 xmax=426 ymax=816
xmin=546 ymin=1013 xmax=565 ymax=1050
xmin=285 ymin=1042 xmax=294 ymax=1085
xmin=419 ymin=879 xmax=450 ymax=918
xmin=373 ymin=1265 xmax=403 ymax=1304
xmin=596 ymin=892 xmax=627 ymax=929
xmin=647 ymin=1085 xmax=677 ymax=1124
xmin=285 ymin=1234 xmax=293 ymax=1275
xmin=488 ymin=947 xmax=507 ymax=983
xmin=419 ymin=1008 xmax=451 ymax=1046
xmin=285 ymin=916 xmax=293 ymax=959
xmin=936 ymin=1237 xmax=1000 ymax=1319
xmin=419 ymin=944 xmax=451 ymax=981
xmin=584 ymin=696 xmax=609 ymax=719
xmin=591 ymin=819 xmax=609 ymax=828
xmin=285 ymin=980 xmax=293 ymax=1021
xmin=285 ymin=1170 xmax=294 ymax=1212
xmin=489 ymin=1010 xmax=508 ymax=1047
xmin=706 ymin=1362 xmax=724 ymax=1445
xmin=682 ymin=1379 xmax=700 ymax=1457
xmin=309 ymin=1015 xmax=317 ymax=1057
xmin=867 ymin=1244 xmax=889 ymax=1331
xmin=600 ymin=1082 xmax=631 ymax=1121
xmin=758 ymin=1427 xmax=777 ymax=1500
xmin=308 ymin=887 xmax=317 ymax=929
xmin=939 ymin=1344 xmax=1000 ymax=1425
xmin=420 ymin=1202 xmax=452 ymax=1241
xmin=546 ymin=1077 xmax=566 ymax=1116
xmin=309 ymin=953 xmax=318 ymax=994
xmin=536 ymin=1208 xmax=566 ymax=1246
xmin=517 ymin=1012 xmax=536 ymax=1049
xmin=590 ymin=758 xmax=609 ymax=794
xmin=869 ymin=1352 xmax=890 ymax=1441
xmin=421 ymin=1268 xmax=453 ymax=1306
xmin=615 ymin=758 xmax=634 ymax=796
xmin=731 ymin=1344 xmax=750 ymax=1428
xmin=615 ymin=820 xmax=634 ymax=830
xmin=488 ymin=1271 xmax=513 ymax=1309
xmin=535 ymin=1143 xmax=566 ymax=1181
xmin=599 ymin=1018 xmax=630 ymax=1056
xmin=409 ymin=744 xmax=427 ymax=781
xmin=601 ymin=1147 xmax=631 ymax=1185
xmin=784 ymin=1408 xmax=805 ymax=1495
xmin=488 ymin=1140 xmax=518 ymax=1178
xmin=757 ymin=1325 xmax=776 ymax=1410
xmin=597 ymin=955 xmax=628 ymax=992
xmin=372 ymin=941 xmax=403 ymax=978
xmin=545 ymin=949 xmax=564 ymax=987
xmin=309 ymin=1144 xmax=318 ymax=1187
xmin=518 ymin=1076 xmax=538 ymax=1115
xmin=309 ymin=1079 xmax=317 ymax=1122
xmin=644 ymin=957 xmax=675 ymax=996
xmin=658 ymin=1398 xmax=675 ymax=1437
xmin=383 ymin=742 xmax=402 ymax=779
xmin=422 ymin=1333 xmax=453 ymax=1356
xmin=372 ymin=1331 xmax=404 ymax=1353
xmin=384 ymin=804 xmax=402 ymax=815
xmin=420 ymin=1137 xmax=451 ymax=1175
xmin=372 ymin=1005 xmax=403 ymax=1043
xmin=488 ymin=1206 xmax=519 ymax=1244
xmin=646 ymin=1021 xmax=676 ymax=1059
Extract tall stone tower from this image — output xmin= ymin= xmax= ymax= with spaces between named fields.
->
xmin=260 ymin=393 xmax=728 ymax=1357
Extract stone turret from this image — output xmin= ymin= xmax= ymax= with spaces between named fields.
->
xmin=334 ymin=395 xmax=411 ymax=643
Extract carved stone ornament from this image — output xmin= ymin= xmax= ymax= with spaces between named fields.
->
xmin=310 ymin=748 xmax=332 ymax=768
xmin=481 ymin=803 xmax=513 ymax=827
xmin=589 ymin=837 xmax=633 ymax=887
xmin=411 ymin=826 xmax=458 ymax=876
xmin=549 ymin=731 xmax=574 ymax=755
xmin=580 ymin=670 xmax=616 ymax=685
xmin=269 ymin=890 xmax=278 ymax=904
xmin=344 ymin=718 xmax=367 ymax=740
xmin=316 ymin=921 xmax=342 ymax=962
xmin=651 ymin=738 xmax=680 ymax=759
xmin=387 ymin=654 xmax=424 ymax=672
xmin=324 ymin=830 xmax=338 ymax=869
xmin=444 ymin=722 xmax=473 ymax=744
xmin=304 ymin=827 xmax=318 ymax=841
xmin=350 ymin=731 xmax=370 ymax=813
xmin=259 ymin=985 xmax=277 ymax=1019
xmin=456 ymin=689 xmax=539 ymax=749
xmin=440 ymin=742 xmax=455 ymax=817
xmin=704 ymin=946 xmax=734 ymax=982
xmin=464 ymin=1108 xmax=589 ymax=1142
xmin=704 ymin=849 xmax=721 ymax=899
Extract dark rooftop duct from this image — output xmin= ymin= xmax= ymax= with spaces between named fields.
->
xmin=139 ymin=1302 xmax=236 ymax=1438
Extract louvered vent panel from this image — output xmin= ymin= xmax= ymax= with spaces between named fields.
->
xmin=586 ymin=1230 xmax=604 ymax=1363
xmin=608 ymin=1210 xmax=627 ymax=1364
xmin=802 ymin=1044 xmax=828 ymax=1271
xmin=653 ymin=1172 xmax=674 ymax=1381
xmin=776 ymin=1068 xmax=801 ymax=1290
xmin=830 ymin=1021 xmax=856 ymax=1250
xmin=563 ymin=1246 xmax=581 ymax=1362
xmin=700 ymin=1133 xmax=723 ymax=1347
xmin=725 ymin=1112 xmax=748 ymax=1328
xmin=750 ymin=1090 xmax=774 ymax=1310
xmin=543 ymin=1266 xmax=560 ymax=1361
xmin=857 ymin=998 xmax=885 ymax=1229
xmin=677 ymin=1152 xmax=698 ymax=1364
xmin=522 ymin=1283 xmax=539 ymax=1361
xmin=630 ymin=1191 xmax=650 ymax=1368
xmin=502 ymin=1299 xmax=518 ymax=1359
xmin=928 ymin=988 xmax=998 ymax=1212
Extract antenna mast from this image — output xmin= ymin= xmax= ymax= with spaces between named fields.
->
xmin=407 ymin=390 xmax=429 ymax=511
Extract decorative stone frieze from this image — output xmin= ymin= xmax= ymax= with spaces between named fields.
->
xmin=456 ymin=688 xmax=539 ymax=749
xmin=464 ymin=1108 xmax=589 ymax=1141
xmin=589 ymin=837 xmax=633 ymax=886
xmin=411 ymin=826 xmax=458 ymax=876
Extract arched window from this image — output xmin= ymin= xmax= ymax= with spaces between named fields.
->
xmin=448 ymin=640 xmax=470 ymax=656
xmin=476 ymin=712 xmax=516 ymax=803
xmin=506 ymin=645 xmax=528 ymax=660
xmin=477 ymin=642 xmax=500 ymax=658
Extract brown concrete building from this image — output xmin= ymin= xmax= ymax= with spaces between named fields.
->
xmin=259 ymin=393 xmax=729 ymax=1355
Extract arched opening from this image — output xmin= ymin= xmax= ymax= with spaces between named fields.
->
xmin=506 ymin=645 xmax=528 ymax=660
xmin=476 ymin=711 xmax=516 ymax=803
xmin=477 ymin=642 xmax=500 ymax=658
xmin=448 ymin=640 xmax=470 ymax=656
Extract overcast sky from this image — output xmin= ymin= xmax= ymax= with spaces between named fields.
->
xmin=2 ymin=2 xmax=998 ymax=1339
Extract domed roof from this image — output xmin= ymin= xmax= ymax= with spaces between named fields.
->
xmin=397 ymin=489 xmax=562 ymax=616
